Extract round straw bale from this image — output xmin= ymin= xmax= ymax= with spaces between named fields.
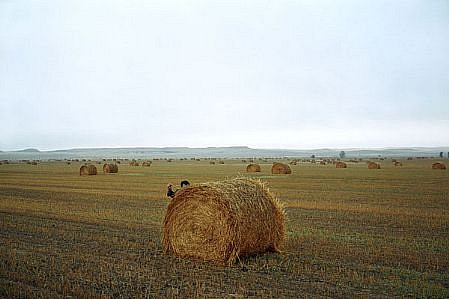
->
xmin=432 ymin=162 xmax=446 ymax=170
xmin=246 ymin=163 xmax=261 ymax=173
xmin=367 ymin=162 xmax=381 ymax=169
xmin=103 ymin=163 xmax=118 ymax=174
xmin=271 ymin=162 xmax=292 ymax=174
xmin=394 ymin=161 xmax=403 ymax=167
xmin=142 ymin=161 xmax=152 ymax=167
xmin=335 ymin=161 xmax=347 ymax=168
xmin=163 ymin=178 xmax=285 ymax=265
xmin=80 ymin=164 xmax=97 ymax=176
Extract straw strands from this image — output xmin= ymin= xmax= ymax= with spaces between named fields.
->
xmin=163 ymin=177 xmax=285 ymax=266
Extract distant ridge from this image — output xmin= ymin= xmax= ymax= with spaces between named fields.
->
xmin=0 ymin=146 xmax=448 ymax=160
xmin=15 ymin=148 xmax=40 ymax=153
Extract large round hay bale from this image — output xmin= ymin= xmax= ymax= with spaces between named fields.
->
xmin=271 ymin=162 xmax=291 ymax=174
xmin=246 ymin=163 xmax=261 ymax=173
xmin=80 ymin=164 xmax=97 ymax=176
xmin=142 ymin=161 xmax=152 ymax=167
xmin=432 ymin=162 xmax=446 ymax=170
xmin=335 ymin=161 xmax=347 ymax=168
xmin=103 ymin=163 xmax=118 ymax=174
xmin=163 ymin=178 xmax=285 ymax=265
xmin=367 ymin=162 xmax=381 ymax=169
xmin=394 ymin=161 xmax=403 ymax=167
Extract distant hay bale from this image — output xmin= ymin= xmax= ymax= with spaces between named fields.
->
xmin=80 ymin=164 xmax=97 ymax=176
xmin=246 ymin=163 xmax=261 ymax=173
xmin=163 ymin=178 xmax=285 ymax=265
xmin=319 ymin=161 xmax=326 ymax=165
xmin=209 ymin=161 xmax=215 ymax=165
xmin=271 ymin=162 xmax=291 ymax=174
xmin=103 ymin=163 xmax=118 ymax=174
xmin=219 ymin=161 xmax=225 ymax=164
xmin=335 ymin=162 xmax=347 ymax=168
xmin=142 ymin=161 xmax=152 ymax=167
xmin=432 ymin=162 xmax=446 ymax=170
xmin=129 ymin=161 xmax=139 ymax=166
xmin=367 ymin=162 xmax=381 ymax=169
xmin=394 ymin=161 xmax=403 ymax=167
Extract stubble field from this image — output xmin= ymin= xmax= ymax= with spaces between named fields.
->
xmin=0 ymin=158 xmax=448 ymax=298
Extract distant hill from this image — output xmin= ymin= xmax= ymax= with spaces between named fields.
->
xmin=15 ymin=148 xmax=40 ymax=153
xmin=0 ymin=146 xmax=448 ymax=161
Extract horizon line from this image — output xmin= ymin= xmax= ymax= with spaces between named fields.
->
xmin=2 ymin=145 xmax=449 ymax=153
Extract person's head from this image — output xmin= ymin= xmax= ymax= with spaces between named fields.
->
xmin=180 ymin=180 xmax=190 ymax=188
xmin=167 ymin=184 xmax=173 ymax=189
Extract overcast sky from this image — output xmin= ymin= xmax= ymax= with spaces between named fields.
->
xmin=1 ymin=0 xmax=448 ymax=151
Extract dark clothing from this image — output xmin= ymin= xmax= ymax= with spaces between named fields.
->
xmin=167 ymin=188 xmax=176 ymax=198
xmin=180 ymin=180 xmax=190 ymax=188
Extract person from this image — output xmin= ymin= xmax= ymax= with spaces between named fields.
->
xmin=166 ymin=184 xmax=176 ymax=199
xmin=180 ymin=180 xmax=190 ymax=188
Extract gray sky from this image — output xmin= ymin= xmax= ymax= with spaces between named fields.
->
xmin=1 ymin=0 xmax=448 ymax=151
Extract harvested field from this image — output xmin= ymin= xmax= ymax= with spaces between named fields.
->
xmin=0 ymin=159 xmax=448 ymax=297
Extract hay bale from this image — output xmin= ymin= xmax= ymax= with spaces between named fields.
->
xmin=103 ymin=163 xmax=118 ymax=174
xmin=335 ymin=161 xmax=347 ymax=168
xmin=271 ymin=162 xmax=291 ymax=174
xmin=246 ymin=163 xmax=261 ymax=173
xmin=432 ymin=162 xmax=446 ymax=170
xmin=394 ymin=161 xmax=403 ymax=167
xmin=163 ymin=178 xmax=285 ymax=265
xmin=142 ymin=161 xmax=152 ymax=167
xmin=80 ymin=164 xmax=97 ymax=176
xmin=130 ymin=161 xmax=139 ymax=166
xmin=367 ymin=162 xmax=381 ymax=169
xmin=209 ymin=161 xmax=215 ymax=165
